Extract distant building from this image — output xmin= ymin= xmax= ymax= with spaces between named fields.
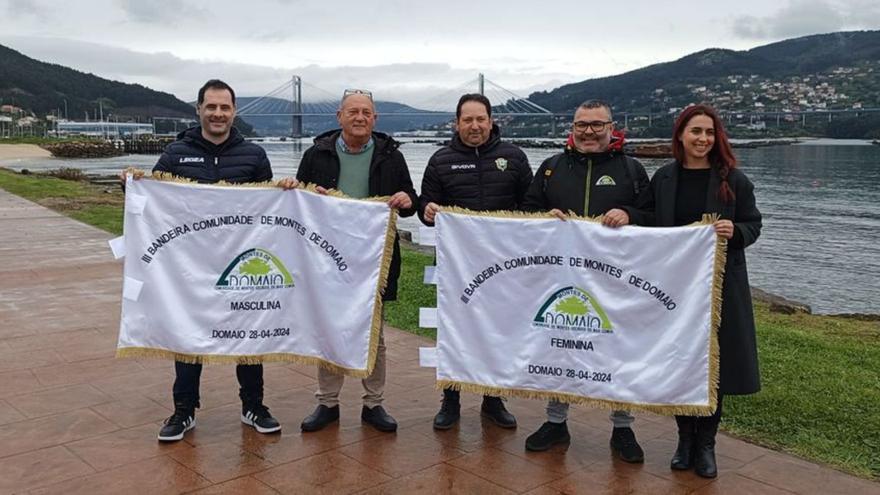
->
xmin=56 ymin=121 xmax=154 ymax=138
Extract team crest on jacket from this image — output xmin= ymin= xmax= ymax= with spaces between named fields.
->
xmin=595 ymin=175 xmax=616 ymax=186
xmin=495 ymin=158 xmax=508 ymax=171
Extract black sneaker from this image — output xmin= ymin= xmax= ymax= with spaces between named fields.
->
xmin=433 ymin=395 xmax=461 ymax=430
xmin=158 ymin=407 xmax=195 ymax=442
xmin=481 ymin=396 xmax=517 ymax=429
xmin=525 ymin=421 xmax=570 ymax=451
xmin=610 ymin=427 xmax=644 ymax=463
xmin=241 ymin=403 xmax=281 ymax=434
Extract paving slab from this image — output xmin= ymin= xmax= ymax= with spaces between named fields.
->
xmin=0 ymin=188 xmax=877 ymax=494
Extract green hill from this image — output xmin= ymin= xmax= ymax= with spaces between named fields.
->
xmin=529 ymin=30 xmax=880 ymax=114
xmin=0 ymin=43 xmax=195 ymax=120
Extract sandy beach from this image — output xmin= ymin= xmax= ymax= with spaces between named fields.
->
xmin=0 ymin=143 xmax=53 ymax=162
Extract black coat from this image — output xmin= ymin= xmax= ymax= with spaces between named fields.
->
xmin=296 ymin=130 xmax=417 ymax=301
xmin=418 ymin=124 xmax=532 ymax=225
xmin=522 ymin=148 xmax=652 ymax=226
xmin=153 ymin=126 xmax=272 ymax=184
xmin=648 ymin=162 xmax=762 ymax=395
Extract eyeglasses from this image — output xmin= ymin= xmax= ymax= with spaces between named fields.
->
xmin=572 ymin=120 xmax=612 ymax=132
xmin=343 ymin=88 xmax=373 ymax=100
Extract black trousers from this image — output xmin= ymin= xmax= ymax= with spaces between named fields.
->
xmin=172 ymin=361 xmax=264 ymax=407
xmin=675 ymin=393 xmax=724 ymax=432
xmin=442 ymin=388 xmax=499 ymax=402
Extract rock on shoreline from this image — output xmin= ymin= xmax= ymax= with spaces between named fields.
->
xmin=41 ymin=141 xmax=125 ymax=159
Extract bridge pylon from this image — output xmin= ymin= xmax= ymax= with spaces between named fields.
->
xmin=292 ymin=75 xmax=303 ymax=138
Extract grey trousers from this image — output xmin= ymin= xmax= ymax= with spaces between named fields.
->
xmin=316 ymin=325 xmax=386 ymax=408
xmin=546 ymin=399 xmax=634 ymax=427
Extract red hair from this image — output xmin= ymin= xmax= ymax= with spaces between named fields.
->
xmin=672 ymin=104 xmax=737 ymax=203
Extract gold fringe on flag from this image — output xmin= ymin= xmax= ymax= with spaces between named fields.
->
xmin=701 ymin=212 xmax=728 ymax=415
xmin=116 ymin=174 xmax=401 ymax=378
xmin=430 ymin=209 xmax=728 ymax=417
xmin=438 ymin=205 xmax=608 ymax=223
xmin=436 ymin=379 xmax=718 ymax=416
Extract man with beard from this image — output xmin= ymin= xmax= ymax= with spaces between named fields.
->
xmin=419 ymin=93 xmax=533 ymax=430
xmin=522 ymin=100 xmax=651 ymax=462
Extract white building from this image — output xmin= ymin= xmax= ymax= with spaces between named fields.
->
xmin=56 ymin=121 xmax=154 ymax=138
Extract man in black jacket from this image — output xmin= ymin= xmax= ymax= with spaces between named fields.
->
xmin=296 ymin=89 xmax=418 ymax=433
xmin=521 ymin=100 xmax=651 ymax=462
xmin=420 ymin=94 xmax=533 ymax=430
xmin=133 ymin=80 xmax=281 ymax=442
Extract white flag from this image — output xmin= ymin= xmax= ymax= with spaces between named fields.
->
xmin=116 ymin=179 xmax=396 ymax=378
xmin=435 ymin=210 xmax=725 ymax=415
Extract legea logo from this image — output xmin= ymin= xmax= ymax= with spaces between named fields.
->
xmin=532 ymin=286 xmax=612 ymax=333
xmin=215 ymin=248 xmax=294 ymax=291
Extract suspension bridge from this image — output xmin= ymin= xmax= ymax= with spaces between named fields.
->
xmin=234 ymin=74 xmax=554 ymax=137
xmin=233 ymin=74 xmax=880 ymax=138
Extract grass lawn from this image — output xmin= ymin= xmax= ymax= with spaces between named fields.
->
xmin=0 ymin=168 xmax=124 ymax=235
xmin=1 ymin=167 xmax=877 ymax=480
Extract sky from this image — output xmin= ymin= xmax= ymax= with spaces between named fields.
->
xmin=2 ymin=0 xmax=879 ymax=109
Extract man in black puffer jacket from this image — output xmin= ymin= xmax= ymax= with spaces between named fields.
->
xmin=143 ymin=80 xmax=281 ymax=442
xmin=297 ymin=90 xmax=418 ymax=434
xmin=153 ymin=115 xmax=270 ymax=183
xmin=420 ymin=94 xmax=533 ymax=431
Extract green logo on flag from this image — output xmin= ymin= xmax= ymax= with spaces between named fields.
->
xmin=216 ymin=248 xmax=294 ymax=291
xmin=532 ymin=286 xmax=612 ymax=333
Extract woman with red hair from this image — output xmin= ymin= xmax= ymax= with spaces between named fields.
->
xmin=648 ymin=104 xmax=762 ymax=478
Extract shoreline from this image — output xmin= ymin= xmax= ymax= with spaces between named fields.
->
xmin=397 ymin=233 xmax=879 ymax=319
xmin=0 ymin=143 xmax=53 ymax=161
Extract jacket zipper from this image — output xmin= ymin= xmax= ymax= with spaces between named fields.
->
xmin=583 ymin=158 xmax=593 ymax=216
xmin=476 ymin=147 xmax=484 ymax=208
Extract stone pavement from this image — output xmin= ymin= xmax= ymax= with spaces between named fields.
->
xmin=0 ymin=188 xmax=878 ymax=495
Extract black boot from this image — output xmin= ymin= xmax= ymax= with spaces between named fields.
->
xmin=525 ymin=421 xmax=570 ymax=451
xmin=433 ymin=389 xmax=461 ymax=430
xmin=481 ymin=396 xmax=517 ymax=429
xmin=610 ymin=427 xmax=644 ymax=463
xmin=670 ymin=416 xmax=696 ymax=470
xmin=694 ymin=418 xmax=718 ymax=478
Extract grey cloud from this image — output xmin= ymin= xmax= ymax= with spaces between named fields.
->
xmin=4 ymin=0 xmax=46 ymax=17
xmin=730 ymin=0 xmax=870 ymax=40
xmin=0 ymin=37 xmax=561 ymax=109
xmin=116 ymin=0 xmax=207 ymax=25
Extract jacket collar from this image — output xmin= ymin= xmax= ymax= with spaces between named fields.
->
xmin=313 ymin=129 xmax=399 ymax=155
xmin=449 ymin=123 xmax=502 ymax=155
xmin=563 ymin=129 xmax=626 ymax=165
xmin=178 ymin=126 xmax=244 ymax=152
